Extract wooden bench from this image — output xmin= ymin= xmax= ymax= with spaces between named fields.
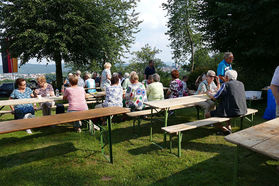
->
xmin=162 ymin=108 xmax=258 ymax=157
xmin=0 ymin=107 xmax=130 ymax=164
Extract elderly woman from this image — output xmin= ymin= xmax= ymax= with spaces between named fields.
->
xmin=125 ymin=71 xmax=147 ymax=111
xmin=64 ymin=73 xmax=73 ymax=87
xmin=146 ymin=73 xmax=164 ymax=101
xmin=34 ymin=76 xmax=55 ymax=116
xmin=10 ymin=78 xmax=36 ymax=119
xmin=84 ymin=72 xmax=96 ymax=93
xmin=63 ymin=75 xmax=88 ymax=132
xmin=95 ymin=76 xmax=123 ymax=108
xmin=166 ymin=70 xmax=183 ymax=98
xmin=100 ymin=62 xmax=112 ymax=90
xmin=196 ymin=70 xmax=220 ymax=113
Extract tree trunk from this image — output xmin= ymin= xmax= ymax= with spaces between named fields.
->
xmin=54 ymin=53 xmax=63 ymax=91
xmin=190 ymin=41 xmax=195 ymax=72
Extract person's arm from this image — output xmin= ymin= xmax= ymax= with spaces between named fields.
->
xmin=217 ymin=63 xmax=226 ymax=82
xmin=63 ymin=89 xmax=68 ymax=101
xmin=9 ymin=97 xmax=15 ymax=113
xmin=270 ymin=85 xmax=279 ymax=105
xmin=218 ymin=75 xmax=226 ymax=83
xmin=215 ymin=76 xmax=220 ymax=90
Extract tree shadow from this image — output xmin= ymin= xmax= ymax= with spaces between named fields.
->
xmin=0 ymin=142 xmax=77 ymax=170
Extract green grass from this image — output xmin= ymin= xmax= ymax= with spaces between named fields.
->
xmin=0 ymin=99 xmax=278 ymax=185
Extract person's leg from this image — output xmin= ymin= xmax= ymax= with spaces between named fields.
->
xmin=42 ymin=102 xmax=52 ymax=116
xmin=197 ymin=101 xmax=210 ymax=113
xmin=207 ymin=100 xmax=216 ymax=111
xmin=208 ymin=110 xmax=231 ymax=134
xmin=95 ymin=104 xmax=103 ymax=108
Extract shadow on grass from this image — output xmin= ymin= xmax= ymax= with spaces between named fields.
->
xmin=0 ymin=142 xmax=77 ymax=170
xmin=0 ymin=126 xmax=71 ymax=146
xmin=152 ymin=144 xmax=279 ymax=185
xmin=128 ymin=127 xmax=217 ymax=155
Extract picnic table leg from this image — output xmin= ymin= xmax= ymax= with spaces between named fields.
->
xmin=169 ymin=134 xmax=172 ymax=153
xmin=150 ymin=108 xmax=153 ymax=141
xmin=107 ymin=116 xmax=113 ymax=164
xmin=164 ymin=108 xmax=169 ymax=147
xmin=233 ymin=145 xmax=239 ymax=186
xmin=178 ymin=131 xmax=183 ymax=157
xmin=240 ymin=117 xmax=244 ymax=130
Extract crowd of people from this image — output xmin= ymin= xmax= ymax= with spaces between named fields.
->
xmin=8 ymin=52 xmax=279 ymax=135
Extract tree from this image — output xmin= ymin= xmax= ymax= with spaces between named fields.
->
xmin=163 ymin=0 xmax=201 ymax=72
xmin=128 ymin=44 xmax=165 ymax=80
xmin=0 ymin=0 xmax=140 ymax=88
xmin=198 ymin=0 xmax=279 ymax=89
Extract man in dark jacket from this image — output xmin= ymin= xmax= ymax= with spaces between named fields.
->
xmin=205 ymin=70 xmax=247 ymax=135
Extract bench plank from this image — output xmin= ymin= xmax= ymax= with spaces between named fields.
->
xmin=0 ymin=107 xmax=129 ymax=134
xmin=162 ymin=117 xmax=230 ymax=134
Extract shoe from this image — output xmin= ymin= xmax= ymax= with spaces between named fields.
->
xmin=223 ymin=130 xmax=232 ymax=136
xmin=26 ymin=129 xmax=32 ymax=134
xmin=76 ymin=128 xmax=82 ymax=133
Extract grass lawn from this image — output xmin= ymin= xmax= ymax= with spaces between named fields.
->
xmin=0 ymin=99 xmax=278 ymax=185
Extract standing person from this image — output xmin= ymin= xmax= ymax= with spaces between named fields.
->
xmin=34 ymin=76 xmax=55 ymax=116
xmin=100 ymin=62 xmax=112 ymax=90
xmin=217 ymin=52 xmax=233 ymax=83
xmin=118 ymin=72 xmax=124 ymax=85
xmin=76 ymin=70 xmax=85 ymax=87
xmin=63 ymin=75 xmax=88 ymax=132
xmin=195 ymin=70 xmax=220 ymax=114
xmin=84 ymin=72 xmax=96 ymax=93
xmin=166 ymin=70 xmax=183 ymax=98
xmin=270 ymin=66 xmax=279 ymax=117
xmin=125 ymin=71 xmax=147 ymax=111
xmin=144 ymin=60 xmax=156 ymax=80
xmin=146 ymin=73 xmax=164 ymax=101
xmin=205 ymin=70 xmax=247 ymax=135
xmin=95 ymin=76 xmax=123 ymax=108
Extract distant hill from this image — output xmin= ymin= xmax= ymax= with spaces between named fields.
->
xmin=0 ymin=63 xmax=70 ymax=74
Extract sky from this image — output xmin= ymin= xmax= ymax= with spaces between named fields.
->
xmin=125 ymin=0 xmax=173 ymax=65
xmin=0 ymin=0 xmax=173 ymax=66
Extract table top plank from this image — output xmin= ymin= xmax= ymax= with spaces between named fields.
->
xmin=0 ymin=107 xmax=129 ymax=134
xmin=144 ymin=94 xmax=209 ymax=109
xmin=225 ymin=118 xmax=279 ymax=160
xmin=251 ymin=135 xmax=279 ymax=160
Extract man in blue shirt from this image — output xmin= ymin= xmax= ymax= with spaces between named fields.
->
xmin=217 ymin=52 xmax=233 ymax=83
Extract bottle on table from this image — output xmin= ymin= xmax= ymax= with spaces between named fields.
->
xmin=55 ymin=89 xmax=59 ymax=97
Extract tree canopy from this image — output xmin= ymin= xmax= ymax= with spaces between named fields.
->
xmin=0 ymin=0 xmax=141 ymax=88
xmin=198 ymin=0 xmax=279 ymax=89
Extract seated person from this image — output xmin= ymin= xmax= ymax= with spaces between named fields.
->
xmin=195 ymin=70 xmax=220 ymax=113
xmin=84 ymin=72 xmax=96 ymax=93
xmin=205 ymin=70 xmax=247 ymax=135
xmin=147 ymin=73 xmax=164 ymax=101
xmin=95 ymin=76 xmax=123 ymax=108
xmin=166 ymin=70 xmax=183 ymax=98
xmin=182 ymin=75 xmax=189 ymax=96
xmin=122 ymin=72 xmax=131 ymax=90
xmin=34 ymin=75 xmax=55 ymax=116
xmin=125 ymin=71 xmax=147 ymax=111
xmin=63 ymin=75 xmax=88 ymax=132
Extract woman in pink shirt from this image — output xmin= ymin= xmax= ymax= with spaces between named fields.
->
xmin=63 ymin=75 xmax=88 ymax=132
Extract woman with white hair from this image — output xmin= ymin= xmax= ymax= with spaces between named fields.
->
xmin=206 ymin=70 xmax=247 ymax=135
xmin=122 ymin=72 xmax=131 ymax=90
xmin=84 ymin=72 xmax=96 ymax=93
xmin=125 ymin=71 xmax=147 ymax=111
xmin=100 ymin=62 xmax=112 ymax=90
xmin=146 ymin=73 xmax=164 ymax=101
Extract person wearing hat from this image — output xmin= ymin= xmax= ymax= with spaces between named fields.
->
xmin=195 ymin=70 xmax=220 ymax=114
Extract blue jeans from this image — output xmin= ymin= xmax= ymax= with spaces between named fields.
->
xmin=68 ymin=110 xmax=82 ymax=128
xmin=14 ymin=106 xmax=35 ymax=120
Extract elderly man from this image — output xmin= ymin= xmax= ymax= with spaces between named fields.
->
xmin=205 ymin=70 xmax=247 ymax=135
xmin=217 ymin=52 xmax=233 ymax=83
xmin=196 ymin=70 xmax=220 ymax=113
xmin=271 ymin=66 xmax=279 ymax=117
xmin=76 ymin=70 xmax=85 ymax=87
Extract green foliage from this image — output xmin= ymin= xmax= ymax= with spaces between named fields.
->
xmin=198 ymin=0 xmax=279 ymax=89
xmin=127 ymin=44 xmax=166 ymax=81
xmin=163 ymin=0 xmax=202 ymax=72
xmin=0 ymin=0 xmax=141 ymax=88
